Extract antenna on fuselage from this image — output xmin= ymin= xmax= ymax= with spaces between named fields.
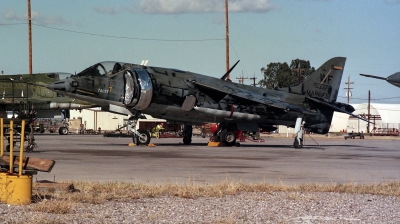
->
xmin=221 ymin=60 xmax=240 ymax=81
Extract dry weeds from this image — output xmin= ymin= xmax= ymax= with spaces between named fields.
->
xmin=31 ymin=180 xmax=400 ymax=214
xmin=31 ymin=199 xmax=73 ymax=214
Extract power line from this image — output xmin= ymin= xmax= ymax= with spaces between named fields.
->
xmin=1 ymin=22 xmax=225 ymax=42
xmin=0 ymin=22 xmax=27 ymax=26
xmin=338 ymin=96 xmax=400 ymax=100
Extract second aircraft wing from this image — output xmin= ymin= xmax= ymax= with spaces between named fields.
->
xmin=192 ymin=80 xmax=313 ymax=115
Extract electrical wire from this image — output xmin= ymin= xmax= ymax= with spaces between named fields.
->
xmin=1 ymin=22 xmax=224 ymax=42
xmin=338 ymin=95 xmax=400 ymax=101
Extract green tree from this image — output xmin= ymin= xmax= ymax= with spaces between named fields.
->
xmin=289 ymin=59 xmax=315 ymax=84
xmin=259 ymin=59 xmax=315 ymax=89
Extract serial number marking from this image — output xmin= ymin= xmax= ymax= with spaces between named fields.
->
xmin=98 ymin=88 xmax=109 ymax=93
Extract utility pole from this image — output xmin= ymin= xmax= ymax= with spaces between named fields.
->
xmin=344 ymin=76 xmax=354 ymax=104
xmin=367 ymin=90 xmax=371 ymax=133
xmin=28 ymin=0 xmax=32 ymax=75
xmin=236 ymin=71 xmax=248 ymax=84
xmin=250 ymin=72 xmax=258 ymax=86
xmin=225 ymin=0 xmax=230 ymax=78
xmin=291 ymin=67 xmax=306 ymax=84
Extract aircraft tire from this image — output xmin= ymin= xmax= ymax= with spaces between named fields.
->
xmin=25 ymin=143 xmax=35 ymax=152
xmin=213 ymin=134 xmax=220 ymax=142
xmin=39 ymin=124 xmax=45 ymax=133
xmin=183 ymin=135 xmax=192 ymax=145
xmin=59 ymin=127 xmax=69 ymax=135
xmin=293 ymin=138 xmax=303 ymax=148
xmin=135 ymin=129 xmax=150 ymax=145
xmin=221 ymin=130 xmax=236 ymax=144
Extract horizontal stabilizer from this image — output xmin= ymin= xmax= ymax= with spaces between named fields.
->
xmin=307 ymin=97 xmax=373 ymax=124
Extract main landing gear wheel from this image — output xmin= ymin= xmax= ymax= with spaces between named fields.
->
xmin=134 ymin=129 xmax=150 ymax=145
xmin=182 ymin=124 xmax=193 ymax=145
xmin=39 ymin=124 xmax=45 ymax=133
xmin=183 ymin=135 xmax=192 ymax=145
xmin=221 ymin=129 xmax=236 ymax=145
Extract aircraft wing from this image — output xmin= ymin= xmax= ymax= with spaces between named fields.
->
xmin=192 ymin=81 xmax=314 ymax=115
xmin=359 ymin=74 xmax=387 ymax=80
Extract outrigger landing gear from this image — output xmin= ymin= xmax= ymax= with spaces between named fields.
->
xmin=127 ymin=114 xmax=151 ymax=145
xmin=293 ymin=117 xmax=304 ymax=149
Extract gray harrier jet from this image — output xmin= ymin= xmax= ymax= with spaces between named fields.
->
xmin=48 ymin=57 xmax=366 ymax=148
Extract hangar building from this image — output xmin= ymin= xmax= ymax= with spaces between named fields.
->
xmin=329 ymin=103 xmax=400 ymax=134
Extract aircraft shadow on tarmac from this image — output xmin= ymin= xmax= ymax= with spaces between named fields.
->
xmin=111 ymin=142 xmax=376 ymax=150
xmin=71 ymin=142 xmax=377 ymax=150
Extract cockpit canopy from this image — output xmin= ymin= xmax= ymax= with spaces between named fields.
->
xmin=75 ymin=61 xmax=133 ymax=77
xmin=46 ymin=72 xmax=74 ymax=80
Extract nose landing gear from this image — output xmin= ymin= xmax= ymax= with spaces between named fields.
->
xmin=127 ymin=114 xmax=151 ymax=146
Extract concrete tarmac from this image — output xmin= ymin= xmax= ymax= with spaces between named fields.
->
xmin=19 ymin=134 xmax=400 ymax=185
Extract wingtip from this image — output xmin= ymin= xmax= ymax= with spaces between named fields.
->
xmin=359 ymin=74 xmax=387 ymax=80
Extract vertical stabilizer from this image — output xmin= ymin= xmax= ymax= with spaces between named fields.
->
xmin=303 ymin=57 xmax=346 ymax=102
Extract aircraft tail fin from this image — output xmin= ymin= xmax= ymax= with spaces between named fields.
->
xmin=290 ymin=57 xmax=346 ymax=103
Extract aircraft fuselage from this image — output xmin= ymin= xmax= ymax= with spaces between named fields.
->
xmin=48 ymin=61 xmax=339 ymax=134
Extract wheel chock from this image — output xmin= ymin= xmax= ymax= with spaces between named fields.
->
xmin=207 ymin=142 xmax=240 ymax=147
xmin=207 ymin=141 xmax=226 ymax=147
xmin=128 ymin=143 xmax=137 ymax=147
xmin=148 ymin=143 xmax=156 ymax=147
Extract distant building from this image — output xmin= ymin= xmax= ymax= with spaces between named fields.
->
xmin=70 ymin=108 xmax=166 ymax=132
xmin=346 ymin=103 xmax=400 ymax=134
xmin=329 ymin=103 xmax=400 ymax=134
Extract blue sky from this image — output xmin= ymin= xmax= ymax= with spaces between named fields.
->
xmin=0 ymin=0 xmax=399 ymax=104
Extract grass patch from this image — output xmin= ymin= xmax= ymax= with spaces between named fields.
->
xmin=31 ymin=199 xmax=74 ymax=214
xmin=31 ymin=179 xmax=400 ymax=212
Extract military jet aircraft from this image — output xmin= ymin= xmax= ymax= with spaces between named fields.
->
xmin=360 ymin=72 xmax=400 ymax=88
xmin=48 ymin=57 xmax=366 ymax=148
xmin=0 ymin=72 xmax=95 ymax=135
